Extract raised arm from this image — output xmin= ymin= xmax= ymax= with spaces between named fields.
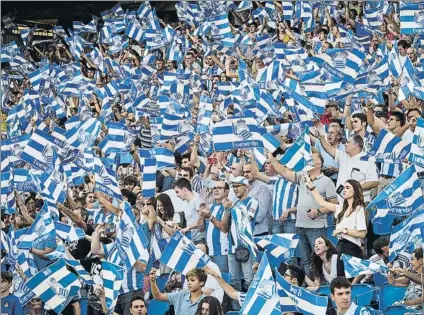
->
xmin=267 ymin=152 xmax=296 ymax=183
xmin=57 ymin=203 xmax=88 ymax=231
xmin=305 ymin=178 xmax=338 ymax=212
xmin=317 ymin=133 xmax=336 ymax=159
xmin=205 ymin=266 xmax=239 ymax=300
xmin=95 ymin=191 xmax=121 ymax=215
xmin=149 ymin=268 xmax=169 ymax=301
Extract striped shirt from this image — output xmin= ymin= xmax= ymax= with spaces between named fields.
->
xmin=191 ymin=174 xmax=204 ymax=195
xmin=90 ymin=208 xmax=118 ymax=233
xmin=228 ymin=197 xmax=259 ymax=254
xmin=103 ymin=242 xmax=144 ymax=294
xmin=269 ymin=176 xmax=299 ymax=220
xmin=206 ymin=203 xmax=229 ymax=257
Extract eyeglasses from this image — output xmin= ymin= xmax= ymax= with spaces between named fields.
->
xmin=325 ymin=105 xmax=334 ymax=109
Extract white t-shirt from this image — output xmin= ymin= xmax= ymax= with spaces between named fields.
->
xmin=183 ymin=261 xmax=224 ymax=302
xmin=335 ymin=205 xmax=367 ymax=247
xmin=335 ymin=150 xmax=378 ymax=203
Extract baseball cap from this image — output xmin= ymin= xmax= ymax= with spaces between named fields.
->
xmin=230 ymin=176 xmax=249 ymax=186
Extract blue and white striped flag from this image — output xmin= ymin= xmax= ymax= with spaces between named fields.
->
xmin=279 ymin=128 xmax=314 ymax=172
xmin=255 ymin=234 xmax=299 ymax=264
xmin=388 ymin=44 xmax=402 ymax=78
xmin=207 ymin=14 xmax=233 ymax=40
xmin=282 ymin=2 xmax=294 ymax=21
xmin=99 ymin=122 xmax=136 ymax=154
xmin=145 ymin=29 xmax=166 ymax=48
xmin=125 ymin=19 xmax=144 ymax=43
xmin=400 ymin=3 xmax=424 ymax=34
xmin=342 ymin=254 xmax=389 ymax=278
xmin=115 ymin=202 xmax=150 ymax=270
xmin=367 ymin=165 xmax=424 ymax=220
xmin=159 ymin=231 xmax=210 ymax=274
xmin=102 ymin=261 xmax=124 ymax=315
xmin=17 ymin=203 xmax=56 ymax=250
xmin=25 ymin=259 xmax=81 ymax=314
xmin=54 ymin=222 xmax=86 ymax=242
xmin=64 ymin=258 xmax=95 ymax=285
xmin=20 ymin=128 xmax=65 ymax=172
xmin=311 ymin=48 xmax=365 ymax=84
xmin=232 ymin=202 xmax=257 ymax=259
xmin=17 ymin=249 xmax=37 ymax=280
xmin=389 ymin=209 xmax=424 ymax=262
xmin=160 ymin=113 xmax=195 ymax=140
xmin=276 ymin=269 xmax=328 ymax=315
xmin=212 ymin=115 xmax=263 ymax=151
xmin=361 ymin=129 xmax=411 ymax=163
xmin=409 ymin=117 xmax=424 ymax=167
xmin=93 ymin=156 xmax=122 ymax=201
xmin=141 ymin=158 xmax=156 ymax=198
xmin=101 ymin=4 xmax=124 ymax=20
xmin=240 ymin=254 xmax=281 ymax=315
xmin=1 ymin=172 xmax=14 ymax=210
xmin=364 ymin=5 xmax=384 ymax=29
xmin=150 ymin=148 xmax=176 ymax=170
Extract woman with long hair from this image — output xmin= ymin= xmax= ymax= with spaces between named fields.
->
xmin=305 ymin=178 xmax=367 ymax=277
xmin=194 ymin=296 xmax=224 ymax=315
xmin=306 ymin=236 xmax=339 ymax=289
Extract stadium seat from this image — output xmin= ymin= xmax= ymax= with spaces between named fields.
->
xmin=384 ymin=305 xmax=416 ymax=315
xmin=316 ymin=285 xmax=331 ymax=296
xmin=147 ymin=299 xmax=170 ymax=315
xmin=378 ymin=283 xmax=407 ymax=312
xmin=373 ymin=272 xmax=388 ymax=287
xmin=351 ymin=284 xmax=375 ymax=307
xmin=222 ymin=273 xmax=231 ymax=284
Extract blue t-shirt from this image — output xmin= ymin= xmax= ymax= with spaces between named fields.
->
xmin=1 ymin=294 xmax=24 ymax=315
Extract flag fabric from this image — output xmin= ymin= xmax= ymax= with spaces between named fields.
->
xmin=367 ymin=165 xmax=424 ymax=220
xmin=231 ymin=202 xmax=258 ymax=259
xmin=212 ymin=115 xmax=263 ymax=151
xmin=361 ymin=129 xmax=411 ymax=164
xmin=279 ymin=128 xmax=314 ymax=172
xmin=275 ymin=269 xmax=328 ymax=315
xmin=115 ymin=202 xmax=150 ymax=270
xmin=400 ymin=3 xmax=424 ymax=34
xmin=64 ymin=258 xmax=95 ymax=285
xmin=159 ymin=231 xmax=211 ymax=274
xmin=93 ymin=156 xmax=122 ymax=200
xmin=409 ymin=117 xmax=424 ymax=168
xmin=150 ymin=148 xmax=176 ymax=170
xmin=240 ymin=254 xmax=281 ymax=315
xmin=255 ymin=234 xmax=299 ymax=264
xmin=20 ymin=128 xmax=65 ymax=172
xmin=310 ymin=49 xmax=365 ymax=84
xmin=54 ymin=222 xmax=86 ymax=242
xmin=25 ymin=259 xmax=81 ymax=314
xmin=141 ymin=158 xmax=156 ymax=198
xmin=102 ymin=261 xmax=124 ymax=315
xmin=342 ymin=254 xmax=389 ymax=278
xmin=17 ymin=204 xmax=56 ymax=250
xmin=389 ymin=209 xmax=424 ymax=262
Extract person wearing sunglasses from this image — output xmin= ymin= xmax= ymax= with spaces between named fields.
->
xmin=0 ymin=272 xmax=23 ymax=315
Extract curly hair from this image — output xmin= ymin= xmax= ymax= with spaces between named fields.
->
xmin=310 ymin=236 xmax=338 ymax=283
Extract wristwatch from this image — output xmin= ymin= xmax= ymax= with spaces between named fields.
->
xmin=343 ymin=228 xmax=348 ymax=234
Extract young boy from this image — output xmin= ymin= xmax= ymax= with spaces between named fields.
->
xmin=0 ymin=271 xmax=24 ymax=315
xmin=149 ymin=267 xmax=206 ymax=315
